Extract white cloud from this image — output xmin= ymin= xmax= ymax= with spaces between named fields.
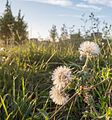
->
xmin=24 ymin=0 xmax=102 ymax=11
xmin=26 ymin=0 xmax=73 ymax=7
xmin=76 ymin=3 xmax=101 ymax=10
xmin=83 ymin=0 xmax=112 ymax=6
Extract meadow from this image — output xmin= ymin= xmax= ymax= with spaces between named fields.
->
xmin=0 ymin=37 xmax=112 ymax=120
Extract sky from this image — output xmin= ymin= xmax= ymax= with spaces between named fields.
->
xmin=0 ymin=0 xmax=112 ymax=38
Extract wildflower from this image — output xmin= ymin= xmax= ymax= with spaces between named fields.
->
xmin=52 ymin=66 xmax=72 ymax=90
xmin=79 ymin=41 xmax=100 ymax=57
xmin=49 ymin=86 xmax=69 ymax=105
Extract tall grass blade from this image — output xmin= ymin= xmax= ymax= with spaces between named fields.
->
xmin=38 ymin=109 xmax=49 ymax=120
xmin=0 ymin=95 xmax=8 ymax=117
xmin=21 ymin=77 xmax=25 ymax=98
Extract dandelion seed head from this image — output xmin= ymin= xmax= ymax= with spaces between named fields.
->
xmin=49 ymin=86 xmax=69 ymax=105
xmin=52 ymin=66 xmax=72 ymax=90
xmin=79 ymin=41 xmax=100 ymax=57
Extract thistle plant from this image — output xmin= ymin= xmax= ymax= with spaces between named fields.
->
xmin=51 ymin=66 xmax=72 ymax=90
xmin=79 ymin=41 xmax=100 ymax=70
xmin=49 ymin=40 xmax=111 ymax=120
xmin=50 ymin=66 xmax=72 ymax=105
xmin=50 ymin=41 xmax=101 ymax=106
xmin=49 ymin=86 xmax=69 ymax=105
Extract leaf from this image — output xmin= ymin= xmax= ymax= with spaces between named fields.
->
xmin=106 ymin=107 xmax=112 ymax=120
xmin=6 ymin=112 xmax=13 ymax=120
xmin=38 ymin=109 xmax=49 ymax=120
xmin=21 ymin=77 xmax=25 ymax=97
xmin=0 ymin=95 xmax=8 ymax=117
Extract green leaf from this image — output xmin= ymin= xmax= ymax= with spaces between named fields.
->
xmin=106 ymin=107 xmax=112 ymax=119
xmin=0 ymin=95 xmax=8 ymax=117
xmin=38 ymin=109 xmax=49 ymax=120
xmin=21 ymin=77 xmax=25 ymax=97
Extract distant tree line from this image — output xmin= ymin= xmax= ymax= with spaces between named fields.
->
xmin=0 ymin=0 xmax=111 ymax=46
xmin=0 ymin=0 xmax=28 ymax=45
xmin=49 ymin=12 xmax=112 ymax=47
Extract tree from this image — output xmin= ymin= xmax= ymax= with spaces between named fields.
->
xmin=13 ymin=10 xmax=28 ymax=44
xmin=0 ymin=0 xmax=15 ymax=44
xmin=49 ymin=25 xmax=58 ymax=42
xmin=0 ymin=0 xmax=28 ymax=45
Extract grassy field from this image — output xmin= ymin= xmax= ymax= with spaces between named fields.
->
xmin=0 ymin=40 xmax=112 ymax=120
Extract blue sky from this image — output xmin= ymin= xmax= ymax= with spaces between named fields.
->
xmin=0 ymin=0 xmax=112 ymax=38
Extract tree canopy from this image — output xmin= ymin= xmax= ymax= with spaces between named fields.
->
xmin=0 ymin=0 xmax=28 ymax=44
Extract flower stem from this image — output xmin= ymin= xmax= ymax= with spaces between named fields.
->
xmin=82 ymin=55 xmax=89 ymax=71
xmin=50 ymin=92 xmax=78 ymax=120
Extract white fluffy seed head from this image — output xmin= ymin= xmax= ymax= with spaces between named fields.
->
xmin=79 ymin=41 xmax=100 ymax=57
xmin=49 ymin=86 xmax=69 ymax=105
xmin=52 ymin=66 xmax=72 ymax=90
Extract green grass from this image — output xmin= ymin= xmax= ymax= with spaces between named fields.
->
xmin=0 ymin=40 xmax=112 ymax=120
